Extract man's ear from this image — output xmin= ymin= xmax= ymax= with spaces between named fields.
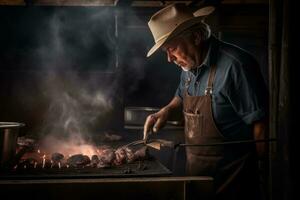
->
xmin=193 ymin=32 xmax=202 ymax=46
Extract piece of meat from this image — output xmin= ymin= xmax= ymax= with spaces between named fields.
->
xmin=91 ymin=155 xmax=99 ymax=167
xmin=18 ymin=158 xmax=37 ymax=169
xmin=124 ymin=147 xmax=135 ymax=163
xmin=51 ymin=153 xmax=64 ymax=162
xmin=114 ymin=148 xmax=127 ymax=165
xmin=112 ymin=146 xmax=150 ymax=165
xmin=20 ymin=151 xmax=42 ymax=161
xmin=98 ymin=148 xmax=115 ymax=168
xmin=67 ymin=154 xmax=91 ymax=167
xmin=50 ymin=153 xmax=65 ymax=168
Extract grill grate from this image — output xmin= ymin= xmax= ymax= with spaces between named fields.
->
xmin=0 ymin=158 xmax=171 ymax=179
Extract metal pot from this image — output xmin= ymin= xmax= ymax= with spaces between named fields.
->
xmin=0 ymin=122 xmax=25 ymax=167
xmin=124 ymin=107 xmax=159 ymax=125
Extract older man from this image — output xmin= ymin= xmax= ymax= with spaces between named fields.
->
xmin=143 ymin=3 xmax=267 ymax=200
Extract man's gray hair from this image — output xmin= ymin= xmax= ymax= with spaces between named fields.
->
xmin=180 ymin=21 xmax=211 ymax=41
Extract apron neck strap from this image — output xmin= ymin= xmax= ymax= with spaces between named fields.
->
xmin=205 ymin=64 xmax=217 ymax=95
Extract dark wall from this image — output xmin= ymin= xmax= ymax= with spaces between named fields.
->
xmin=211 ymin=4 xmax=269 ymax=85
xmin=0 ymin=6 xmax=116 ymax=71
xmin=117 ymin=8 xmax=181 ymax=108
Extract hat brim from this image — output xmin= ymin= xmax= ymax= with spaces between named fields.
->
xmin=146 ymin=16 xmax=204 ymax=57
xmin=193 ymin=6 xmax=215 ymax=17
xmin=146 ymin=6 xmax=215 ymax=57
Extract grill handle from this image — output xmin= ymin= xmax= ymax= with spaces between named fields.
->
xmin=171 ymin=138 xmax=277 ymax=174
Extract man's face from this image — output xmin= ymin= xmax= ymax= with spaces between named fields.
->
xmin=162 ymin=35 xmax=197 ymax=71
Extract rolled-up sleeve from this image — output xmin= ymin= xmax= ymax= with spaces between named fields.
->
xmin=225 ymin=62 xmax=267 ymax=124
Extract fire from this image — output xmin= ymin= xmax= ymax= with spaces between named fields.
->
xmin=63 ymin=144 xmax=98 ymax=158
xmin=39 ymin=135 xmax=98 ymax=158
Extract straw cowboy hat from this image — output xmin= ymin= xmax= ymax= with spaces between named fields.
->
xmin=147 ymin=3 xmax=215 ymax=57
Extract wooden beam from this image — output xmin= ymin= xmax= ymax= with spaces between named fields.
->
xmin=0 ymin=0 xmax=118 ymax=6
xmin=0 ymin=0 xmax=268 ymax=6
xmin=131 ymin=0 xmax=268 ymax=7
xmin=131 ymin=1 xmax=192 ymax=7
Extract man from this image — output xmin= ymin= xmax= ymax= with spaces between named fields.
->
xmin=143 ymin=3 xmax=268 ymax=200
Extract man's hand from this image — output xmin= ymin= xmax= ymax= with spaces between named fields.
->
xmin=143 ymin=96 xmax=182 ymax=141
xmin=143 ymin=108 xmax=170 ymax=140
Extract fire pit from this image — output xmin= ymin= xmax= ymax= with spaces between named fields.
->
xmin=0 ymin=136 xmax=171 ymax=179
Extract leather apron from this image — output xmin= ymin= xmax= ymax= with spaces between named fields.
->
xmin=183 ymin=64 xmax=260 ymax=199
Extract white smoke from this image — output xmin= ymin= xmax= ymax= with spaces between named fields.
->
xmin=26 ymin=7 xmax=152 ymax=144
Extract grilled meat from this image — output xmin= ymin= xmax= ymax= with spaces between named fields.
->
xmin=67 ymin=154 xmax=91 ymax=167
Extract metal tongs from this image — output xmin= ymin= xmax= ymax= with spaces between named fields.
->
xmin=120 ymin=139 xmax=174 ymax=150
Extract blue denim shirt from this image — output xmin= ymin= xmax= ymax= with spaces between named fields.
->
xmin=175 ymin=36 xmax=267 ymax=140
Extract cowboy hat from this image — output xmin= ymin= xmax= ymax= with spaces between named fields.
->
xmin=147 ymin=3 xmax=215 ymax=57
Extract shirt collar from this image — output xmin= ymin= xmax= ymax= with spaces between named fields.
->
xmin=190 ymin=35 xmax=219 ymax=76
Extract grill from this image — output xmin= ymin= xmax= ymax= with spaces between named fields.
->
xmin=0 ymin=158 xmax=171 ymax=179
xmin=0 ymin=136 xmax=214 ymax=200
xmin=0 ymin=135 xmax=172 ymax=179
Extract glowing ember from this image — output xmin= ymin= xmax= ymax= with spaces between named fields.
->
xmin=39 ymin=135 xmax=99 ymax=158
xmin=42 ymin=155 xmax=46 ymax=168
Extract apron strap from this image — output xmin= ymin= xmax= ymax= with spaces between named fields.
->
xmin=205 ymin=64 xmax=217 ymax=95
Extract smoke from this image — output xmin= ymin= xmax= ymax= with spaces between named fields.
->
xmin=40 ymin=134 xmax=99 ymax=158
xmin=33 ymin=7 xmax=120 ymax=141
xmin=0 ymin=5 xmax=180 ymax=151
xmin=36 ymin=7 xmax=116 ymax=71
xmin=13 ymin=6 xmax=158 ymax=146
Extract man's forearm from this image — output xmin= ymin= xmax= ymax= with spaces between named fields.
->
xmin=162 ymin=96 xmax=182 ymax=113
